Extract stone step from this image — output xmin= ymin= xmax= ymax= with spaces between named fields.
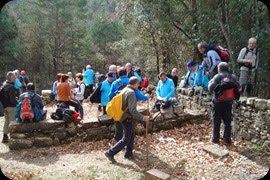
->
xmin=203 ymin=145 xmax=229 ymax=158
xmin=145 ymin=169 xmax=171 ymax=180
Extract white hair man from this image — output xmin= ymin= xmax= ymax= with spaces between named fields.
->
xmin=237 ymin=37 xmax=259 ymax=96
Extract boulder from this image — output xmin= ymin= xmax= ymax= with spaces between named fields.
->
xmin=9 ymin=138 xmax=34 ymax=150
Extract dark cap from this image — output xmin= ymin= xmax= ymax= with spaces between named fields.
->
xmin=186 ymin=61 xmax=197 ymax=67
xmin=107 ymin=72 xmax=115 ymax=78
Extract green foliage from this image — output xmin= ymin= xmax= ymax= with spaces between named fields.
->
xmin=0 ymin=0 xmax=270 ymax=97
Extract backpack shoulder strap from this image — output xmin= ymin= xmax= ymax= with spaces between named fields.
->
xmin=243 ymin=47 xmax=249 ymax=59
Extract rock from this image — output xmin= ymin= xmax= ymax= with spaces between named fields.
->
xmin=53 ymin=138 xmax=60 ymax=146
xmin=8 ymin=119 xmax=65 ymax=133
xmin=203 ymin=145 xmax=229 ymax=158
xmin=246 ymin=98 xmax=255 ymax=106
xmin=145 ymin=169 xmax=171 ymax=180
xmin=238 ymin=97 xmax=247 ymax=105
xmin=41 ymin=90 xmax=52 ymax=96
xmin=34 ymin=137 xmax=53 ymax=147
xmin=53 ymin=132 xmax=67 ymax=140
xmin=81 ymin=117 xmax=100 ymax=129
xmin=85 ymin=126 xmax=108 ymax=136
xmin=160 ymin=106 xmax=175 ymax=119
xmin=97 ymin=115 xmax=113 ymax=126
xmin=254 ymin=99 xmax=268 ymax=111
xmin=66 ymin=126 xmax=78 ymax=136
xmin=173 ymin=105 xmax=184 ymax=116
xmin=262 ymin=140 xmax=270 ymax=150
xmin=9 ymin=138 xmax=34 ymax=150
xmin=10 ymin=133 xmax=28 ymax=139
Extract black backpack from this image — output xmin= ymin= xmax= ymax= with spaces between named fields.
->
xmin=0 ymin=84 xmax=7 ymax=116
xmin=89 ymin=84 xmax=102 ymax=103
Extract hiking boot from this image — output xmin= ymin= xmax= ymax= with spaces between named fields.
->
xmin=105 ymin=152 xmax=116 ymax=163
xmin=2 ymin=134 xmax=9 ymax=143
xmin=212 ymin=140 xmax=219 ymax=145
xmin=124 ymin=155 xmax=136 ymax=161
xmin=224 ymin=141 xmax=232 ymax=146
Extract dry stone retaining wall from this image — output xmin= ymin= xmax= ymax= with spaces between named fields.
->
xmin=177 ymin=88 xmax=270 ymax=151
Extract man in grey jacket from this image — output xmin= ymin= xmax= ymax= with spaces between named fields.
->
xmin=237 ymin=37 xmax=259 ymax=96
xmin=105 ymin=77 xmax=149 ymax=163
xmin=197 ymin=42 xmax=222 ymax=79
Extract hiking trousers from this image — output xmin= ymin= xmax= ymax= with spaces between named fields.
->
xmin=212 ymin=101 xmax=233 ymax=143
xmin=107 ymin=119 xmax=135 ymax=158
xmin=3 ymin=107 xmax=16 ymax=134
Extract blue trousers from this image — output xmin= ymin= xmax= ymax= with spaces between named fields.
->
xmin=212 ymin=101 xmax=232 ymax=143
xmin=107 ymin=119 xmax=135 ymax=158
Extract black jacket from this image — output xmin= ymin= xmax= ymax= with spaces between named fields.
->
xmin=1 ymin=81 xmax=18 ymax=107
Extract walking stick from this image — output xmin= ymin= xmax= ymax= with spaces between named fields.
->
xmin=146 ymin=99 xmax=150 ymax=168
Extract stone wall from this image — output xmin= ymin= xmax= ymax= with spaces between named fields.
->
xmin=8 ymin=106 xmax=206 ymax=150
xmin=177 ymin=88 xmax=270 ymax=151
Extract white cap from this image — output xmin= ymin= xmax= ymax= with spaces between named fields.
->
xmin=86 ymin=65 xmax=91 ymax=69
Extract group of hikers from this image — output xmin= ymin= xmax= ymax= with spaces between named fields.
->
xmin=0 ymin=37 xmax=258 ymax=163
xmin=0 ymin=70 xmax=47 ymax=143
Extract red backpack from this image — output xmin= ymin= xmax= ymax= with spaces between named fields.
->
xmin=217 ymin=75 xmax=240 ymax=101
xmin=213 ymin=45 xmax=230 ymax=63
xmin=140 ymin=77 xmax=149 ymax=88
xmin=20 ymin=95 xmax=35 ymax=121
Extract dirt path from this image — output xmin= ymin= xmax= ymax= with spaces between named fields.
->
xmin=0 ymin=107 xmax=269 ymax=179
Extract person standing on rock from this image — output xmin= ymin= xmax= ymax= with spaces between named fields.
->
xmin=105 ymin=77 xmax=149 ymax=163
xmin=208 ymin=62 xmax=240 ymax=146
xmin=237 ymin=37 xmax=259 ymax=97
xmin=197 ymin=42 xmax=222 ymax=79
xmin=0 ymin=71 xmax=18 ymax=143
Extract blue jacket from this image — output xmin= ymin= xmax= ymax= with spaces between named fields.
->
xmin=156 ymin=78 xmax=175 ymax=99
xmin=52 ymin=81 xmax=58 ymax=100
xmin=100 ymin=79 xmax=112 ymax=106
xmin=108 ymin=76 xmax=148 ymax=101
xmin=193 ymin=65 xmax=209 ymax=90
xmin=134 ymin=72 xmax=142 ymax=82
xmin=184 ymin=69 xmax=196 ymax=87
xmin=14 ymin=77 xmax=21 ymax=89
xmin=84 ymin=69 xmax=95 ymax=85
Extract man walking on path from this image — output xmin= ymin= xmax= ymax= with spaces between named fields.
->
xmin=105 ymin=77 xmax=149 ymax=163
xmin=237 ymin=37 xmax=259 ymax=96
xmin=208 ymin=62 xmax=240 ymax=146
xmin=1 ymin=71 xmax=18 ymax=143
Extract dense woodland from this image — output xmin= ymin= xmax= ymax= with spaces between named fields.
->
xmin=0 ymin=0 xmax=270 ymax=98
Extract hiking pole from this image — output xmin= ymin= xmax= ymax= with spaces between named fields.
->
xmin=146 ymin=99 xmax=150 ymax=168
